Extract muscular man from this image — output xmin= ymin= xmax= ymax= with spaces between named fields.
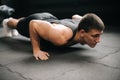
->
xmin=2 ymin=12 xmax=105 ymax=60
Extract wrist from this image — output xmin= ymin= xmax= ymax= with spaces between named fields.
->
xmin=33 ymin=49 xmax=39 ymax=54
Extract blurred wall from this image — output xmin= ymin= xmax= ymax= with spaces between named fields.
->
xmin=1 ymin=0 xmax=119 ymax=26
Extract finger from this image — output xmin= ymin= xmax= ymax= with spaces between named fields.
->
xmin=41 ymin=56 xmax=48 ymax=60
xmin=40 ymin=58 xmax=44 ymax=60
xmin=39 ymin=56 xmax=46 ymax=61
xmin=46 ymin=53 xmax=50 ymax=57
xmin=43 ymin=58 xmax=48 ymax=60
xmin=35 ymin=56 xmax=39 ymax=60
xmin=38 ymin=56 xmax=44 ymax=60
xmin=45 ymin=57 xmax=49 ymax=60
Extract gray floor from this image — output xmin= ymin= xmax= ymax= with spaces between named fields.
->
xmin=0 ymin=26 xmax=120 ymax=80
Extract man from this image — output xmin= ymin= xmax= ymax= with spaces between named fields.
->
xmin=2 ymin=12 xmax=105 ymax=60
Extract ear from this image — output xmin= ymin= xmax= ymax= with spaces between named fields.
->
xmin=78 ymin=29 xmax=86 ymax=37
xmin=79 ymin=29 xmax=85 ymax=34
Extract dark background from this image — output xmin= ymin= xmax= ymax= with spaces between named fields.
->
xmin=1 ymin=0 xmax=119 ymax=26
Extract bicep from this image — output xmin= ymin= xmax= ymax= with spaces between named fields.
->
xmin=30 ymin=20 xmax=53 ymax=40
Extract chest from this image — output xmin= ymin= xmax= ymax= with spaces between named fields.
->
xmin=47 ymin=24 xmax=73 ymax=46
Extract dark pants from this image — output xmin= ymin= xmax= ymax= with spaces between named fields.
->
xmin=16 ymin=12 xmax=58 ymax=37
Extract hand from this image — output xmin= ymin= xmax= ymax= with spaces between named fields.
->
xmin=33 ymin=50 xmax=50 ymax=60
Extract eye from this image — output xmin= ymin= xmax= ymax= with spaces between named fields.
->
xmin=91 ymin=34 xmax=100 ymax=38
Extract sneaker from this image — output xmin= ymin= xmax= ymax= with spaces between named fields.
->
xmin=2 ymin=18 xmax=19 ymax=37
xmin=11 ymin=29 xmax=19 ymax=36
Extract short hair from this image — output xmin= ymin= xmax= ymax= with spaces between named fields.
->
xmin=78 ymin=13 xmax=105 ymax=32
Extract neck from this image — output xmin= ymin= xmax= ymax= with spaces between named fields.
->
xmin=73 ymin=31 xmax=85 ymax=45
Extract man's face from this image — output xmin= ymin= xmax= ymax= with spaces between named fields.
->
xmin=82 ymin=29 xmax=103 ymax=48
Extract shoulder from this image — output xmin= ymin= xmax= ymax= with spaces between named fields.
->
xmin=29 ymin=20 xmax=53 ymax=29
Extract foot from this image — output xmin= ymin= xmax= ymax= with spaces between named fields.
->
xmin=2 ymin=18 xmax=19 ymax=37
xmin=11 ymin=29 xmax=19 ymax=36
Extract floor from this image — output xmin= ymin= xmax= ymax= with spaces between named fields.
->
xmin=0 ymin=25 xmax=120 ymax=80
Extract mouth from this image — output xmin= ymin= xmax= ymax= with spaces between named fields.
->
xmin=89 ymin=43 xmax=97 ymax=48
xmin=80 ymin=42 xmax=85 ymax=45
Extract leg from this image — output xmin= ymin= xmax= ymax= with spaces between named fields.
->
xmin=2 ymin=17 xmax=23 ymax=37
xmin=7 ymin=17 xmax=24 ymax=29
xmin=72 ymin=14 xmax=82 ymax=20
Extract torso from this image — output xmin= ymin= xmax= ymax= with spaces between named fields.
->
xmin=17 ymin=13 xmax=80 ymax=46
xmin=52 ymin=19 xmax=80 ymax=46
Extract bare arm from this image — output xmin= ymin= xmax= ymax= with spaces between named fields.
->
xmin=29 ymin=20 xmax=50 ymax=60
xmin=29 ymin=20 xmax=73 ymax=60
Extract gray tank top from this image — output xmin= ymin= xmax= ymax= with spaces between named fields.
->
xmin=51 ymin=19 xmax=80 ymax=46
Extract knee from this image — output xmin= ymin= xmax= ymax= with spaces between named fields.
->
xmin=7 ymin=18 xmax=18 ymax=27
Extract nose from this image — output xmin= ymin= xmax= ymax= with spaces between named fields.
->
xmin=95 ymin=37 xmax=100 ymax=43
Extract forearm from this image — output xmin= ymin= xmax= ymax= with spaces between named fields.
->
xmin=29 ymin=22 xmax=41 ymax=53
xmin=30 ymin=32 xmax=40 ymax=53
xmin=29 ymin=20 xmax=50 ymax=60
